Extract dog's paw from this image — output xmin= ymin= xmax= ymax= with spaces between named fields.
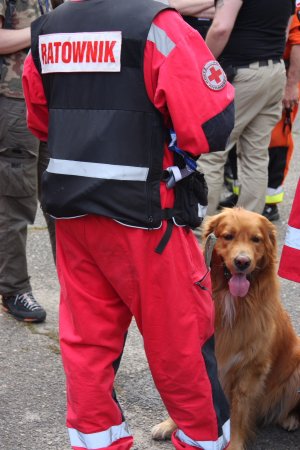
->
xmin=151 ymin=418 xmax=177 ymax=440
xmin=226 ymin=443 xmax=245 ymax=450
xmin=278 ymin=414 xmax=300 ymax=431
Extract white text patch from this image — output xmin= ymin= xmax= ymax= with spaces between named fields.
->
xmin=39 ymin=31 xmax=122 ymax=74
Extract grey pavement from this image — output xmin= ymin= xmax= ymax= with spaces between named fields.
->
xmin=1 ymin=117 xmax=300 ymax=450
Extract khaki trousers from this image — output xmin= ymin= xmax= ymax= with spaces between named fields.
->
xmin=0 ymin=96 xmax=55 ymax=296
xmin=198 ymin=60 xmax=286 ymax=215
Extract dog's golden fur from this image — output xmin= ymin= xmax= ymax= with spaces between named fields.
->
xmin=152 ymin=208 xmax=300 ymax=450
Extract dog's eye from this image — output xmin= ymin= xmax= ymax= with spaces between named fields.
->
xmin=223 ymin=234 xmax=234 ymax=241
xmin=251 ymin=236 xmax=260 ymax=243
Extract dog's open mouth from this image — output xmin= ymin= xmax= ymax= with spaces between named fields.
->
xmin=228 ymin=273 xmax=250 ymax=297
xmin=223 ymin=264 xmax=250 ymax=297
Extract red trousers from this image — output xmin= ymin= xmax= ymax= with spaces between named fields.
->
xmin=56 ymin=215 xmax=230 ymax=450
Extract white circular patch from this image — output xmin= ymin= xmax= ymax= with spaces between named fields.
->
xmin=202 ymin=61 xmax=227 ymax=91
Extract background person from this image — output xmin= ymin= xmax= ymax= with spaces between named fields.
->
xmin=198 ymin=0 xmax=294 ymax=215
xmin=0 ymin=0 xmax=56 ymax=322
xmin=23 ymin=0 xmax=235 ymax=448
xmin=219 ymin=7 xmax=300 ymax=222
xmin=263 ymin=8 xmax=300 ymax=221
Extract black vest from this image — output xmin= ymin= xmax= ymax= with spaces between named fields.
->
xmin=31 ymin=0 xmax=170 ymax=228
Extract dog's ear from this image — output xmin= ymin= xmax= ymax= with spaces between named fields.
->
xmin=202 ymin=214 xmax=221 ymax=239
xmin=261 ymin=217 xmax=278 ymax=264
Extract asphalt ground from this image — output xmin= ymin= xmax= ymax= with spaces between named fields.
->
xmin=0 ymin=116 xmax=300 ymax=450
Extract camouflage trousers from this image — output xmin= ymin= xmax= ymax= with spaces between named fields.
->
xmin=0 ymin=95 xmax=55 ymax=296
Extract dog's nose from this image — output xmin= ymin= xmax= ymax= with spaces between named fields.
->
xmin=234 ymin=255 xmax=251 ymax=271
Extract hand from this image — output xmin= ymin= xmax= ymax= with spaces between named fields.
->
xmin=282 ymin=83 xmax=299 ymax=110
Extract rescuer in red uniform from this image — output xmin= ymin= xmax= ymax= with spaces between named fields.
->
xmin=22 ymin=1 xmax=234 ymax=449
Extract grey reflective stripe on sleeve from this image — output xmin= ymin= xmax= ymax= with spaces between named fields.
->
xmin=147 ymin=23 xmax=175 ymax=57
xmin=68 ymin=421 xmax=132 ymax=449
xmin=285 ymin=225 xmax=300 ymax=251
xmin=46 ymin=158 xmax=149 ymax=181
xmin=176 ymin=419 xmax=230 ymax=450
xmin=266 ymin=186 xmax=284 ymax=197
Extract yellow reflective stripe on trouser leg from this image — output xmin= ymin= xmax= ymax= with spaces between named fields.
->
xmin=265 ymin=186 xmax=284 ymax=204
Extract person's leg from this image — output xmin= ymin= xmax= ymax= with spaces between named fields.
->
xmin=87 ymin=217 xmax=230 ymax=449
xmin=198 ymin=149 xmax=230 ymax=215
xmin=237 ymin=62 xmax=286 ymax=213
xmin=224 ymin=145 xmax=239 ymax=192
xmin=198 ymin=62 xmax=275 ymax=216
xmin=37 ymin=140 xmax=56 ymax=262
xmin=0 ymin=96 xmax=46 ymax=321
xmin=264 ymin=105 xmax=298 ymax=221
xmin=138 ymin=227 xmax=229 ymax=449
xmin=0 ymin=96 xmax=38 ymax=296
xmin=56 ymin=216 xmax=133 ymax=450
xmin=264 ymin=114 xmax=289 ymax=220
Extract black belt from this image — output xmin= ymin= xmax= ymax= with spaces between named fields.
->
xmin=236 ymin=59 xmax=282 ymax=69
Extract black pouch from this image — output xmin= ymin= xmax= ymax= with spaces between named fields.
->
xmin=173 ymin=170 xmax=208 ymax=228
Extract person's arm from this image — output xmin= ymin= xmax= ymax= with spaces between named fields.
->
xmin=168 ymin=0 xmax=215 ymax=18
xmin=22 ymin=53 xmax=49 ymax=141
xmin=0 ymin=16 xmax=31 ymax=53
xmin=283 ymin=11 xmax=300 ymax=109
xmin=205 ymin=0 xmax=242 ymax=58
xmin=283 ymin=44 xmax=300 ymax=109
xmin=144 ymin=9 xmax=235 ymax=157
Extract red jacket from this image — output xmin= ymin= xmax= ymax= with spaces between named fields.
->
xmin=22 ymin=8 xmax=234 ymax=211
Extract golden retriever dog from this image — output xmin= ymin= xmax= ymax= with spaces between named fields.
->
xmin=151 ymin=208 xmax=300 ymax=450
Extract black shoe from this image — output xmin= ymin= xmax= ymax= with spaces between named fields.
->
xmin=218 ymin=193 xmax=239 ymax=209
xmin=262 ymin=204 xmax=280 ymax=222
xmin=2 ymin=292 xmax=46 ymax=323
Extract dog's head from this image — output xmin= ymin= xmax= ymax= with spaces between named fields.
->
xmin=202 ymin=208 xmax=277 ymax=297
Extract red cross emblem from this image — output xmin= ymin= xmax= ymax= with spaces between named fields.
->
xmin=208 ymin=66 xmax=223 ymax=84
xmin=202 ymin=61 xmax=227 ymax=91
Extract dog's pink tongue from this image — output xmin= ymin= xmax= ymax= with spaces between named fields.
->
xmin=229 ymin=273 xmax=250 ymax=297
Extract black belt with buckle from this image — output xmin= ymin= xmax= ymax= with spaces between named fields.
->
xmin=236 ymin=58 xmax=282 ymax=69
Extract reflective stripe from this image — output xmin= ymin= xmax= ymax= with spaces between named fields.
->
xmin=176 ymin=419 xmax=230 ymax=450
xmin=265 ymin=186 xmax=284 ymax=204
xmin=232 ymin=185 xmax=240 ymax=195
xmin=147 ymin=23 xmax=175 ymax=57
xmin=68 ymin=421 xmax=131 ymax=449
xmin=265 ymin=192 xmax=284 ymax=204
xmin=47 ymin=158 xmax=149 ymax=181
xmin=224 ymin=180 xmax=240 ymax=196
xmin=285 ymin=225 xmax=300 ymax=251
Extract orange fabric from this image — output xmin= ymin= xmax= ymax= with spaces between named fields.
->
xmin=284 ymin=9 xmax=300 ymax=59
xmin=270 ymin=9 xmax=300 ymax=182
xmin=269 ymin=103 xmax=298 ymax=182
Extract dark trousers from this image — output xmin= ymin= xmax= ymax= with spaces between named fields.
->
xmin=0 ymin=95 xmax=55 ymax=296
